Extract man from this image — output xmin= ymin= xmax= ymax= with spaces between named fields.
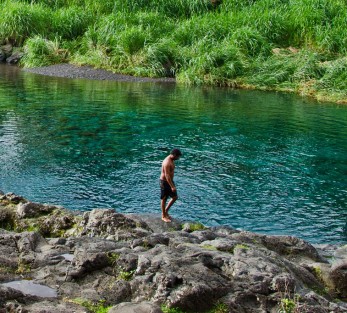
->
xmin=160 ymin=148 xmax=182 ymax=223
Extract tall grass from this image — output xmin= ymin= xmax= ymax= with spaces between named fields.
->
xmin=21 ymin=35 xmax=68 ymax=67
xmin=245 ymin=49 xmax=325 ymax=90
xmin=114 ymin=0 xmax=214 ymax=18
xmin=0 ymin=1 xmax=50 ymax=44
xmin=51 ymin=6 xmax=93 ymax=40
xmin=1 ymin=0 xmax=347 ymax=101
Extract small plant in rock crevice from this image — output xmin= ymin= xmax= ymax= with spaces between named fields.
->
xmin=117 ymin=269 xmax=135 ymax=281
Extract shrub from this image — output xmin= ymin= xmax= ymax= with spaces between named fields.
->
xmin=21 ymin=36 xmax=68 ymax=67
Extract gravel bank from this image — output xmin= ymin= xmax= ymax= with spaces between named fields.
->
xmin=23 ymin=63 xmax=176 ymax=83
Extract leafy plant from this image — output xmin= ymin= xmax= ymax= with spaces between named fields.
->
xmin=107 ymin=252 xmax=120 ymax=266
xmin=279 ymin=298 xmax=296 ymax=313
xmin=118 ymin=269 xmax=135 ymax=281
xmin=209 ymin=302 xmax=228 ymax=313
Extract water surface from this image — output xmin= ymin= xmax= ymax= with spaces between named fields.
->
xmin=1 ymin=280 xmax=57 ymax=298
xmin=0 ymin=64 xmax=346 ymax=243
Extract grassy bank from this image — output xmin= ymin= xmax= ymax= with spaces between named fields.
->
xmin=1 ymin=0 xmax=347 ymax=103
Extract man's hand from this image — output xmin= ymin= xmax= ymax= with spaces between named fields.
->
xmin=171 ymin=186 xmax=177 ymax=192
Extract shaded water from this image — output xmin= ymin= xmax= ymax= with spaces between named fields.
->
xmin=0 ymin=64 xmax=346 ymax=243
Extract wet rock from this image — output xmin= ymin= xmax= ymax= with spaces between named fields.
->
xmin=1 ymin=281 xmax=57 ymax=298
xmin=6 ymin=51 xmax=24 ymax=64
xmin=0 ymin=45 xmax=12 ymax=63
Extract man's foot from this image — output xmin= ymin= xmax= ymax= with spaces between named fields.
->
xmin=162 ymin=216 xmax=171 ymax=223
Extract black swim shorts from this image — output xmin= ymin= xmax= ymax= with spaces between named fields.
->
xmin=160 ymin=179 xmax=177 ymax=199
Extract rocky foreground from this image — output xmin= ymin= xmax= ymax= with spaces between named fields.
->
xmin=0 ymin=191 xmax=346 ymax=313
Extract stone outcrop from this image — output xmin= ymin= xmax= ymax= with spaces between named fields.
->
xmin=0 ymin=44 xmax=23 ymax=64
xmin=0 ymin=191 xmax=346 ymax=313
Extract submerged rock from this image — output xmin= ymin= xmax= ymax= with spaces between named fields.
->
xmin=0 ymin=192 xmax=347 ymax=312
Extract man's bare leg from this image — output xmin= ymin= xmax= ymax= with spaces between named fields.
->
xmin=161 ymin=197 xmax=171 ymax=222
xmin=165 ymin=196 xmax=177 ymax=220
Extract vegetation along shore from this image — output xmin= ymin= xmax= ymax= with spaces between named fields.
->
xmin=1 ymin=0 xmax=347 ymax=103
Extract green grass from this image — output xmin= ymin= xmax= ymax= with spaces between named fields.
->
xmin=69 ymin=299 xmax=112 ymax=313
xmin=161 ymin=301 xmax=229 ymax=313
xmin=21 ymin=35 xmax=68 ymax=67
xmin=183 ymin=222 xmax=206 ymax=232
xmin=2 ymin=0 xmax=347 ymax=102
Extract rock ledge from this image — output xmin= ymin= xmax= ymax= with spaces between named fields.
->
xmin=0 ymin=191 xmax=346 ymax=313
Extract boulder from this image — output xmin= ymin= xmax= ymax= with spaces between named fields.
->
xmin=0 ymin=44 xmax=12 ymax=63
xmin=17 ymin=202 xmax=55 ymax=219
xmin=330 ymin=260 xmax=347 ymax=298
xmin=81 ymin=209 xmax=140 ymax=237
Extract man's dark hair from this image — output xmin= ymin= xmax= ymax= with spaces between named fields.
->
xmin=171 ymin=148 xmax=182 ymax=157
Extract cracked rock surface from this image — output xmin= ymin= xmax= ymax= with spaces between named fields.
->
xmin=0 ymin=191 xmax=346 ymax=313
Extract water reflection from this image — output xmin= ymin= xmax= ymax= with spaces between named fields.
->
xmin=0 ymin=64 xmax=346 ymax=243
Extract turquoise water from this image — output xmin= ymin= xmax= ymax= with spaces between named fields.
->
xmin=0 ymin=64 xmax=346 ymax=243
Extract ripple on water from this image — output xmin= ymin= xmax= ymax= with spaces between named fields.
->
xmin=0 ymin=66 xmax=346 ymax=243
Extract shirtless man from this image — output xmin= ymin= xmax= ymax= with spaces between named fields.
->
xmin=160 ymin=149 xmax=182 ymax=222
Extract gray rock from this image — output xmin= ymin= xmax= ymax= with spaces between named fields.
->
xmin=0 ymin=49 xmax=6 ymax=62
xmin=81 ymin=209 xmax=139 ymax=237
xmin=109 ymin=302 xmax=163 ymax=313
xmin=6 ymin=51 xmax=24 ymax=64
xmin=2 ymin=192 xmax=27 ymax=204
xmin=0 ymin=44 xmax=13 ymax=56
xmin=330 ymin=260 xmax=347 ymax=298
xmin=16 ymin=202 xmax=55 ymax=219
xmin=1 ymin=193 xmax=347 ymax=312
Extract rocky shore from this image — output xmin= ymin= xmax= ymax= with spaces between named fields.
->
xmin=1 ymin=42 xmax=175 ymax=83
xmin=23 ymin=64 xmax=176 ymax=83
xmin=0 ymin=190 xmax=346 ymax=313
